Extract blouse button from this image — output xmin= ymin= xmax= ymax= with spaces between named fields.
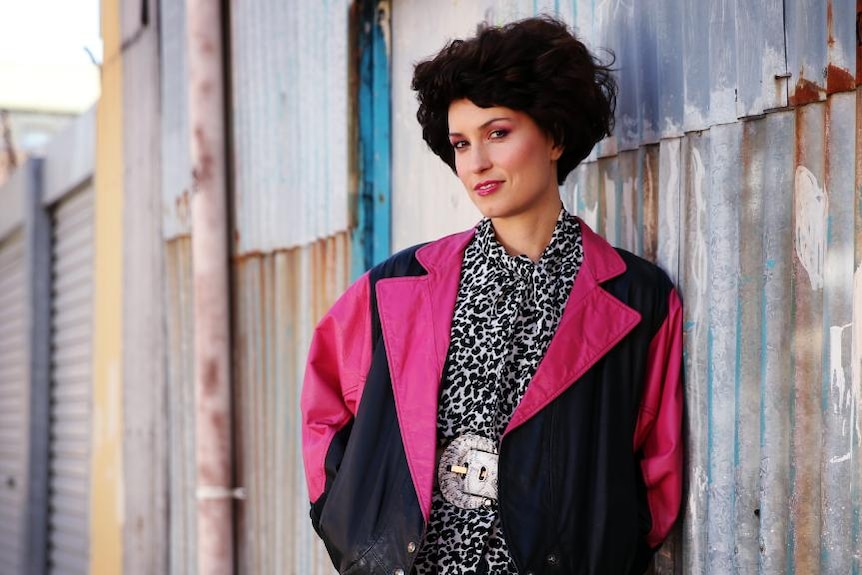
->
xmin=394 ymin=569 xmax=405 ymax=575
xmin=547 ymin=553 xmax=559 ymax=566
xmin=407 ymin=541 xmax=417 ymax=554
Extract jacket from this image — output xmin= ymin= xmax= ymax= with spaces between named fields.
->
xmin=301 ymin=218 xmax=684 ymax=574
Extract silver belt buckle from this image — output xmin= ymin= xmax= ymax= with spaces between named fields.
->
xmin=437 ymin=434 xmax=498 ymax=509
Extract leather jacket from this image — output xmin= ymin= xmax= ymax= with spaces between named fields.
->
xmin=301 ymin=219 xmax=684 ymax=574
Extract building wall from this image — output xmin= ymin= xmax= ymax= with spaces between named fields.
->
xmin=391 ymin=1 xmax=862 ymax=573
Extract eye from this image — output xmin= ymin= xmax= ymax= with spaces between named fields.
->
xmin=451 ymin=139 xmax=469 ymax=150
xmin=489 ymin=129 xmax=509 ymax=139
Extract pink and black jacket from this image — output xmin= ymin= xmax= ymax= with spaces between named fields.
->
xmin=301 ymin=219 xmax=684 ymax=574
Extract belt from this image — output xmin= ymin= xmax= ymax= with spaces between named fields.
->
xmin=437 ymin=433 xmax=498 ymax=509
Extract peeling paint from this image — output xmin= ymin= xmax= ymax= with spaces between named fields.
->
xmin=794 ymin=165 xmax=828 ymax=290
xmin=852 ymin=265 xmax=862 ymax=443
xmin=830 ymin=323 xmax=852 ymax=418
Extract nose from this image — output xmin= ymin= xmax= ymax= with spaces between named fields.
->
xmin=464 ymin=143 xmax=492 ymax=174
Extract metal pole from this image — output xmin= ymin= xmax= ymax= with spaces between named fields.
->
xmin=187 ymin=0 xmax=234 ymax=573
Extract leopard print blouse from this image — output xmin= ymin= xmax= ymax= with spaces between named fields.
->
xmin=413 ymin=209 xmax=584 ymax=574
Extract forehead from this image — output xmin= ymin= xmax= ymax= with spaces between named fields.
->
xmin=447 ymin=99 xmax=523 ymax=132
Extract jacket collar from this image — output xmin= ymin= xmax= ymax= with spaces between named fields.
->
xmin=374 ymin=218 xmax=640 ymax=521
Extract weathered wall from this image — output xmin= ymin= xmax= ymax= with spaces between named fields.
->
xmin=391 ymin=0 xmax=862 ymax=573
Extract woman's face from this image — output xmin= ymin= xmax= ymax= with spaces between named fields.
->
xmin=447 ymin=98 xmax=562 ymax=222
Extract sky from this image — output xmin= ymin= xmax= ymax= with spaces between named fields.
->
xmin=0 ymin=0 xmax=101 ymax=113
xmin=0 ymin=0 xmax=101 ymax=62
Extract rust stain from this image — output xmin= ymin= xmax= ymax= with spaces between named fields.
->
xmin=175 ymin=188 xmax=191 ymax=226
xmin=192 ymin=125 xmax=215 ymax=188
xmin=203 ymin=357 xmax=220 ymax=396
xmin=789 ymin=77 xmax=825 ymax=107
xmin=826 ymin=64 xmax=855 ymax=94
xmin=828 ymin=1 xmax=835 ymax=47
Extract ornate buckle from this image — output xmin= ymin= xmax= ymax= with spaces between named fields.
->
xmin=437 ymin=434 xmax=498 ymax=509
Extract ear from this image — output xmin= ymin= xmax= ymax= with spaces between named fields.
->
xmin=550 ymin=142 xmax=564 ymax=162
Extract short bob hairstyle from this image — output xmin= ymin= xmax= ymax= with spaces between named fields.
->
xmin=412 ymin=16 xmax=616 ymax=185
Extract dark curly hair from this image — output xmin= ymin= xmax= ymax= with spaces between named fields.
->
xmin=411 ymin=16 xmax=616 ymax=185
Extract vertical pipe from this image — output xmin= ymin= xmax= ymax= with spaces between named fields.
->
xmin=187 ymin=1 xmax=234 ymax=573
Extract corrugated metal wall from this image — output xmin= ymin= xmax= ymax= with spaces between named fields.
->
xmin=47 ymin=186 xmax=94 ymax=575
xmin=229 ymin=1 xmax=352 ymax=572
xmin=160 ymin=0 xmax=198 ymax=572
xmin=0 ymin=229 xmax=27 ymax=575
xmin=392 ymin=0 xmax=862 ymax=573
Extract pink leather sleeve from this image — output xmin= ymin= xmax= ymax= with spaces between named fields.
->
xmin=633 ymin=288 xmax=684 ymax=548
xmin=300 ymin=272 xmax=373 ymax=503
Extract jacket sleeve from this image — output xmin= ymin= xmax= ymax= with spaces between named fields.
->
xmin=633 ymin=288 xmax=684 ymax=548
xmin=301 ymin=272 xmax=373 ymax=505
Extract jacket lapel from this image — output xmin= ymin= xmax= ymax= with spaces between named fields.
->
xmin=504 ymin=219 xmax=642 ymax=436
xmin=375 ymin=229 xmax=473 ymax=522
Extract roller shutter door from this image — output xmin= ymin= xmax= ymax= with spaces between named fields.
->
xmin=47 ymin=187 xmax=93 ymax=574
xmin=0 ymin=230 xmax=27 ymax=574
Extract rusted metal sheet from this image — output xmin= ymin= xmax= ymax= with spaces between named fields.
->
xmin=736 ymin=0 xmax=788 ymax=117
xmin=785 ymin=0 xmax=829 ymax=106
xmin=230 ymin=0 xmax=350 ymax=253
xmin=233 ymin=232 xmax=349 ymax=575
xmin=164 ymin=237 xmax=197 ymax=575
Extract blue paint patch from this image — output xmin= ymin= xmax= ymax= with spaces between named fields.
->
xmin=765 ymin=258 xmax=776 ymax=270
xmin=684 ymin=320 xmax=697 ymax=331
xmin=352 ymin=0 xmax=392 ymax=280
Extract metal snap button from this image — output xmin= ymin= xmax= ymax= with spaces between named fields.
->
xmin=393 ymin=569 xmax=405 ymax=575
xmin=547 ymin=553 xmax=559 ymax=566
xmin=407 ymin=541 xmax=417 ymax=554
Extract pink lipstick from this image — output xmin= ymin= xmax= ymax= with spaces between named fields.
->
xmin=474 ymin=180 xmax=503 ymax=196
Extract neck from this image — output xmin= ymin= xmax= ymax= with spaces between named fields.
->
xmin=491 ymin=198 xmax=563 ymax=262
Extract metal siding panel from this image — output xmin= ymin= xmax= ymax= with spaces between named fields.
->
xmin=231 ymin=0 xmax=350 ymax=253
xmin=656 ymin=0 xmax=684 ymax=136
xmin=0 ymin=230 xmax=26 ymax=574
xmin=613 ymin=0 xmax=640 ymax=150
xmin=736 ymin=0 xmax=788 ymax=116
xmin=708 ymin=0 xmax=737 ymax=125
xmin=704 ymin=121 xmax=741 ymax=572
xmin=820 ymin=91 xmax=855 ymax=574
xmin=234 ymin=233 xmax=348 ymax=574
xmin=617 ymin=150 xmax=639 ymax=254
xmin=681 ymin=0 xmax=710 ymax=130
xmin=680 ymin=130 xmax=709 ymax=574
xmin=734 ymin=118 xmax=765 ymax=573
xmin=164 ymin=237 xmax=197 ymax=575
xmin=791 ymin=102 xmax=826 ymax=574
xmin=161 ymin=0 xmax=192 ymax=241
xmin=826 ymin=0 xmax=857 ymax=93
xmin=47 ymin=186 xmax=93 ymax=575
xmin=786 ymin=0 xmax=828 ymax=106
xmin=634 ymin=0 xmax=659 ymax=144
xmin=42 ymin=109 xmax=96 ymax=207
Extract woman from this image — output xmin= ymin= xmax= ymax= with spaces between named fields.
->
xmin=302 ymin=16 xmax=683 ymax=575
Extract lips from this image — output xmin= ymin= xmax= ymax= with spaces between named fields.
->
xmin=474 ymin=180 xmax=503 ymax=196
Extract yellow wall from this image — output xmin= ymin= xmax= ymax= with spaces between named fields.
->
xmin=89 ymin=0 xmax=123 ymax=572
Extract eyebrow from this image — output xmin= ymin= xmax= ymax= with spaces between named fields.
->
xmin=448 ymin=117 xmax=512 ymax=137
